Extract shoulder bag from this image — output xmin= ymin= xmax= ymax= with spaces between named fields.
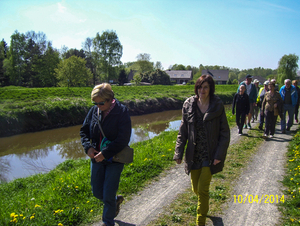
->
xmin=97 ymin=108 xmax=133 ymax=163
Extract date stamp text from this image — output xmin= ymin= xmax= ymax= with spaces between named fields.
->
xmin=233 ymin=194 xmax=285 ymax=204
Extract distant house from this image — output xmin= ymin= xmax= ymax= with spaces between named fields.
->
xmin=165 ymin=70 xmax=192 ymax=84
xmin=202 ymin=69 xmax=229 ymax=85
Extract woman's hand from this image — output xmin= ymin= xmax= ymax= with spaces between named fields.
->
xmin=87 ymin=148 xmax=105 ymax=162
xmin=213 ymin=159 xmax=221 ymax=165
xmin=87 ymin=147 xmax=98 ymax=159
xmin=94 ymin=152 xmax=105 ymax=162
xmin=175 ymin=159 xmax=182 ymax=164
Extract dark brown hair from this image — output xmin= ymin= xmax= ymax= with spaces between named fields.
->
xmin=194 ymin=74 xmax=215 ymax=98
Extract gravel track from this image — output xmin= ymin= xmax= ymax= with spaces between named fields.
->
xmin=92 ymin=121 xmax=295 ymax=226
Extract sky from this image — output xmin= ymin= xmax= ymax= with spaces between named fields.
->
xmin=0 ymin=0 xmax=300 ymax=71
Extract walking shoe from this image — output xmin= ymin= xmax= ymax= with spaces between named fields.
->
xmin=247 ymin=123 xmax=251 ymax=129
xmin=243 ymin=124 xmax=247 ymax=129
xmin=115 ymin=195 xmax=124 ymax=217
xmin=262 ymin=134 xmax=267 ymax=139
xmin=239 ymin=133 xmax=243 ymax=136
xmin=286 ymin=126 xmax=290 ymax=131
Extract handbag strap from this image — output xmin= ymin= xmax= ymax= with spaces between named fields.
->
xmin=97 ymin=108 xmax=106 ymax=137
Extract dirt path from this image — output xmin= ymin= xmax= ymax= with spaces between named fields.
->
xmin=215 ymin=122 xmax=295 ymax=226
xmin=92 ymin=121 xmax=294 ymax=226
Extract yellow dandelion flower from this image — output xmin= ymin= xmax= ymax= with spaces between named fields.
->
xmin=144 ymin=158 xmax=148 ymax=161
xmin=23 ymin=217 xmax=26 ymax=220
xmin=291 ymin=218 xmax=294 ymax=222
xmin=75 ymin=186 xmax=78 ymax=189
xmin=35 ymin=204 xmax=41 ymax=208
xmin=90 ymin=209 xmax=93 ymax=212
xmin=30 ymin=216 xmax=34 ymax=220
xmin=10 ymin=213 xmax=16 ymax=218
xmin=20 ymin=214 xmax=23 ymax=217
xmin=58 ymin=223 xmax=63 ymax=226
xmin=87 ymin=201 xmax=90 ymax=203
xmin=291 ymin=178 xmax=294 ymax=180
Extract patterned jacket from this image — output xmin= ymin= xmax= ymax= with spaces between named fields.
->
xmin=173 ymin=95 xmax=230 ymax=175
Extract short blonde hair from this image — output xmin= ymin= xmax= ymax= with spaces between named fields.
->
xmin=91 ymin=83 xmax=114 ymax=101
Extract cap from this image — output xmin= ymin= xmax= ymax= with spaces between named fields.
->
xmin=246 ymin=74 xmax=252 ymax=79
xmin=253 ymin=79 xmax=259 ymax=83
xmin=264 ymin=81 xmax=269 ymax=85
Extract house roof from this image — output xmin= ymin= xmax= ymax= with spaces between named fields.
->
xmin=201 ymin=70 xmax=229 ymax=81
xmin=165 ymin=70 xmax=192 ymax=79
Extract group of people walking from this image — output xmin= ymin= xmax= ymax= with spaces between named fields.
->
xmin=79 ymin=75 xmax=299 ymax=226
xmin=232 ymin=74 xmax=300 ymax=138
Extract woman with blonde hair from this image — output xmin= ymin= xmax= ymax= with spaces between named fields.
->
xmin=80 ymin=83 xmax=131 ymax=226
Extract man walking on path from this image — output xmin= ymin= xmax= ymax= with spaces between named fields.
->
xmin=280 ymin=79 xmax=298 ymax=133
xmin=237 ymin=74 xmax=257 ymax=129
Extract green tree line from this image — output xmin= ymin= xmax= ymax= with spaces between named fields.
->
xmin=0 ymin=29 xmax=298 ymax=87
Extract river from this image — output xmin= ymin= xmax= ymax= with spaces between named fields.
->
xmin=0 ymin=110 xmax=182 ymax=183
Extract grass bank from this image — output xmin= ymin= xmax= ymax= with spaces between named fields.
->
xmin=0 ymin=85 xmax=237 ymax=137
xmin=1 ymin=108 xmax=236 ymax=226
xmin=280 ymin=131 xmax=300 ymax=225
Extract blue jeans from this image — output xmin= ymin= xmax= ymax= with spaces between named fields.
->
xmin=281 ymin=104 xmax=295 ymax=130
xmin=91 ymin=160 xmax=124 ymax=226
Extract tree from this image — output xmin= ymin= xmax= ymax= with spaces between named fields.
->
xmin=277 ymin=54 xmax=299 ymax=84
xmin=83 ymin=37 xmax=96 ymax=85
xmin=135 ymin=53 xmax=154 ymax=73
xmin=140 ymin=69 xmax=171 ymax=85
xmin=229 ymin=72 xmax=238 ymax=81
xmin=118 ymin=68 xmax=127 ymax=85
xmin=7 ymin=30 xmax=26 ymax=85
xmin=154 ymin=61 xmax=163 ymax=70
xmin=0 ymin=39 xmax=9 ymax=86
xmin=38 ymin=43 xmax=60 ymax=87
xmin=63 ymin=48 xmax=86 ymax=59
xmin=55 ymin=56 xmax=92 ymax=87
xmin=93 ymin=30 xmax=123 ymax=82
xmin=238 ymin=72 xmax=247 ymax=81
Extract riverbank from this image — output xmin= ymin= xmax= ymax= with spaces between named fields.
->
xmin=0 ymin=108 xmax=237 ymax=226
xmin=0 ymin=85 xmax=237 ymax=137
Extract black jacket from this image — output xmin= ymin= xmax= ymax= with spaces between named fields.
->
xmin=232 ymin=93 xmax=250 ymax=115
xmin=173 ymin=95 xmax=230 ymax=175
xmin=80 ymin=99 xmax=132 ymax=160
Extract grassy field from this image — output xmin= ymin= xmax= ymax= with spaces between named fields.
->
xmin=0 ymin=85 xmax=237 ymax=137
xmin=0 ymin=108 xmax=237 ymax=226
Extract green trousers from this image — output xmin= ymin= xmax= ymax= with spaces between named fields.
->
xmin=191 ymin=167 xmax=212 ymax=226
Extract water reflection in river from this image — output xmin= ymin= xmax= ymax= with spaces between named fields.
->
xmin=0 ymin=110 xmax=182 ymax=182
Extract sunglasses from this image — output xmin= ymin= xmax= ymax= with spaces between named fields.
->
xmin=92 ymin=101 xmax=106 ymax=106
